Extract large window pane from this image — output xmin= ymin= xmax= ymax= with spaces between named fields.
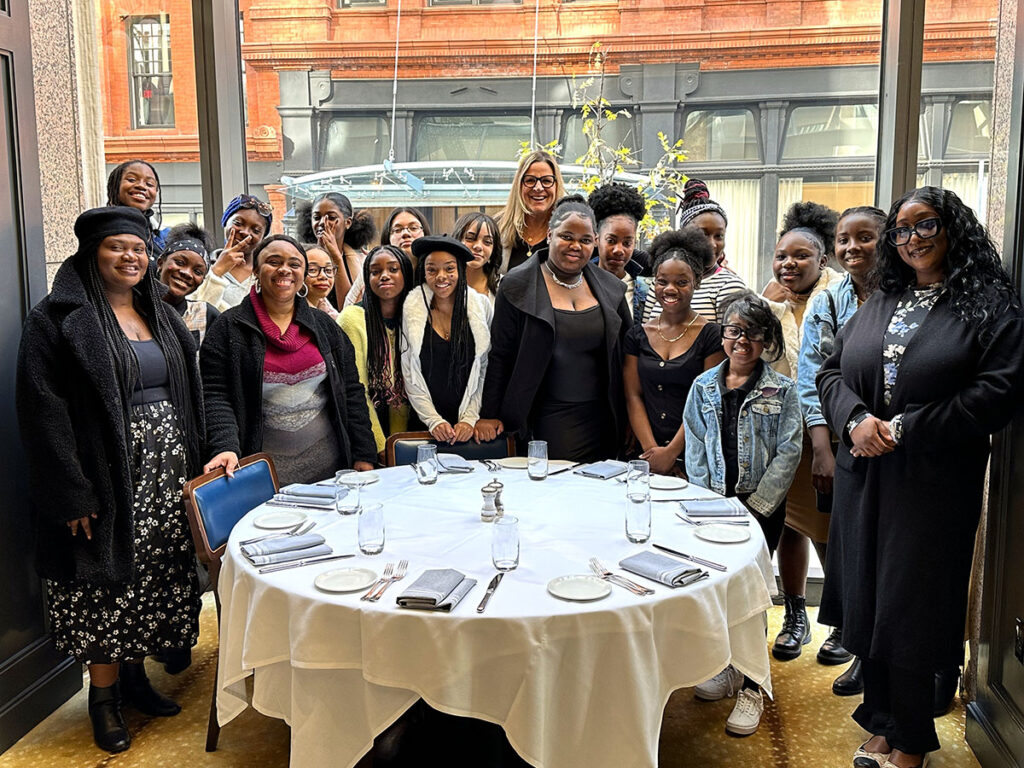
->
xmin=413 ymin=115 xmax=531 ymax=162
xmin=783 ymin=104 xmax=878 ymax=159
xmin=323 ymin=116 xmax=391 ymax=168
xmin=946 ymin=99 xmax=992 ymax=157
xmin=562 ymin=111 xmax=637 ymax=164
xmin=683 ymin=110 xmax=759 ymax=162
xmin=127 ymin=15 xmax=174 ymax=129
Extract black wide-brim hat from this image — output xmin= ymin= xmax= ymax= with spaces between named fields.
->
xmin=411 ymin=235 xmax=473 ymax=264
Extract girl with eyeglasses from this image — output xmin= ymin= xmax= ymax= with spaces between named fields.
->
xmin=192 ymin=194 xmax=273 ymax=311
xmin=497 ymin=150 xmax=567 ymax=275
xmin=817 ymin=187 xmax=1024 ymax=768
xmin=303 ymin=245 xmax=339 ymax=319
xmin=683 ymin=290 xmax=802 ymax=738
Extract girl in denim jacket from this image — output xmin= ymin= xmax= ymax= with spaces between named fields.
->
xmin=682 ymin=291 xmax=803 ymax=736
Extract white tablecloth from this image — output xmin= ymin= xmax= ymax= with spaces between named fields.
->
xmin=217 ymin=464 xmax=776 ymax=768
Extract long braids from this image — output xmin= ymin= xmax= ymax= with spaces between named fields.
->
xmin=414 ymin=254 xmax=473 ymax=394
xmin=363 ymin=245 xmax=413 ymax=409
xmin=106 ymin=159 xmax=164 ymax=245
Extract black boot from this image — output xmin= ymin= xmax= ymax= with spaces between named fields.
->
xmin=833 ymin=657 xmax=864 ymax=696
xmin=772 ymin=594 xmax=812 ymax=661
xmin=88 ymin=682 xmax=131 ymax=753
xmin=933 ymin=666 xmax=960 ymax=717
xmin=816 ymin=626 xmax=853 ymax=665
xmin=120 ymin=661 xmax=181 ymax=717
xmin=160 ymin=647 xmax=192 ymax=675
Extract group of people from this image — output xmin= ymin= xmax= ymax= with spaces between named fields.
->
xmin=16 ymin=151 xmax=1024 ymax=768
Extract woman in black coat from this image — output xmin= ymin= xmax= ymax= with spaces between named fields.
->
xmin=201 ymin=234 xmax=376 ymax=481
xmin=478 ymin=195 xmax=632 ymax=461
xmin=16 ymin=207 xmax=205 ymax=753
xmin=817 ymin=187 xmax=1024 ymax=768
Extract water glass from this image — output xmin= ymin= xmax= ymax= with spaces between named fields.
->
xmin=626 ymin=459 xmax=651 ymax=502
xmin=625 ymin=459 xmax=651 ymax=543
xmin=491 ymin=515 xmax=520 ymax=572
xmin=334 ymin=470 xmax=361 ymax=515
xmin=358 ymin=503 xmax=385 ymax=555
xmin=527 ymin=440 xmax=548 ymax=481
xmin=415 ymin=444 xmax=438 ymax=485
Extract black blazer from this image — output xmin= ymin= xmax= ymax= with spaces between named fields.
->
xmin=16 ymin=259 xmax=203 ymax=585
xmin=201 ymin=294 xmax=377 ymax=469
xmin=481 ymin=254 xmax=633 ymax=440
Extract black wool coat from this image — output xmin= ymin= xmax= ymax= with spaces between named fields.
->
xmin=16 ymin=259 xmax=203 ymax=585
xmin=817 ymin=289 xmax=1024 ymax=670
xmin=481 ymin=254 xmax=633 ymax=442
xmin=200 ymin=294 xmax=377 ymax=469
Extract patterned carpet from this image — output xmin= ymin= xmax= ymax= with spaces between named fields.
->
xmin=0 ymin=595 xmax=981 ymax=768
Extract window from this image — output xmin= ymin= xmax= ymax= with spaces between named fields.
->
xmin=338 ymin=0 xmax=386 ymax=6
xmin=127 ymin=15 xmax=174 ymax=128
xmin=682 ymin=109 xmax=759 ymax=162
xmin=945 ymin=99 xmax=991 ymax=156
xmin=562 ymin=110 xmax=637 ymax=164
xmin=322 ymin=117 xmax=391 ymax=168
xmin=782 ymin=104 xmax=878 ymax=159
xmin=412 ymin=115 xmax=530 ymax=162
xmin=429 ymin=1 xmax=522 ymax=6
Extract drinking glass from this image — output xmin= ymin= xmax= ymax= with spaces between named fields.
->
xmin=415 ymin=444 xmax=438 ymax=485
xmin=492 ymin=515 xmax=520 ymax=571
xmin=358 ymin=503 xmax=385 ymax=555
xmin=334 ymin=469 xmax=363 ymax=515
xmin=625 ymin=459 xmax=651 ymax=543
xmin=527 ymin=440 xmax=548 ymax=481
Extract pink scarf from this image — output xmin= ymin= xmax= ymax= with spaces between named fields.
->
xmin=250 ymin=288 xmax=323 ymax=376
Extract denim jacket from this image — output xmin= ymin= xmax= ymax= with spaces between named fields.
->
xmin=683 ymin=362 xmax=803 ymax=516
xmin=796 ymin=273 xmax=860 ymax=428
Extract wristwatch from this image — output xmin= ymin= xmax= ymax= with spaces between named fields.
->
xmin=890 ymin=413 xmax=904 ymax=444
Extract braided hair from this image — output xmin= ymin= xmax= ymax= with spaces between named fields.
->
xmin=414 ymin=248 xmax=473 ymax=396
xmin=677 ymin=179 xmax=728 ymax=229
xmin=106 ymin=159 xmax=164 ymax=243
xmin=362 ymin=245 xmax=414 ymax=410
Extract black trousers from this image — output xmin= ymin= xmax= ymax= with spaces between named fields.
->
xmin=854 ymin=657 xmax=940 ymax=754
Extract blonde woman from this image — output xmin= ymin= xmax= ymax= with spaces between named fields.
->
xmin=497 ymin=150 xmax=566 ymax=275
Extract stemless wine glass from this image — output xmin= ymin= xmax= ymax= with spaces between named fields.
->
xmin=527 ymin=440 xmax=548 ymax=481
xmin=358 ymin=503 xmax=385 ymax=555
xmin=334 ymin=469 xmax=362 ymax=515
xmin=492 ymin=515 xmax=520 ymax=571
xmin=415 ymin=444 xmax=438 ymax=485
xmin=625 ymin=459 xmax=651 ymax=543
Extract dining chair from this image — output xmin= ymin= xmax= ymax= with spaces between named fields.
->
xmin=183 ymin=452 xmax=279 ymax=752
xmin=384 ymin=431 xmax=516 ymax=467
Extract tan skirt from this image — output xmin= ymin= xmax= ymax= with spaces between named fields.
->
xmin=784 ymin=432 xmax=832 ymax=543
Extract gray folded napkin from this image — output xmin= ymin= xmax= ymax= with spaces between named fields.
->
xmin=273 ymin=492 xmax=337 ymax=508
xmin=244 ymin=543 xmax=333 ymax=566
xmin=619 ymin=551 xmax=708 ymax=588
xmin=281 ymin=483 xmax=336 ymax=499
xmin=437 ymin=454 xmax=475 ymax=472
xmin=574 ymin=460 xmax=628 ymax=480
xmin=680 ymin=497 xmax=748 ymax=518
xmin=396 ymin=568 xmax=477 ymax=612
xmin=241 ymin=533 xmax=326 ymax=559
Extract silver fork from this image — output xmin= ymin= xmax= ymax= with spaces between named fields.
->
xmin=361 ymin=562 xmax=393 ymax=601
xmin=239 ymin=519 xmax=315 ymax=546
xmin=368 ymin=559 xmax=408 ymax=602
xmin=483 ymin=459 xmax=501 ymax=472
xmin=589 ymin=558 xmax=654 ymax=596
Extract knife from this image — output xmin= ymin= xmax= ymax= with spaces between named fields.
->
xmin=476 ymin=572 xmax=504 ymax=613
xmin=652 ymin=543 xmax=728 ymax=572
xmin=267 ymin=498 xmax=337 ymax=511
xmin=546 ymin=462 xmax=583 ymax=477
xmin=258 ymin=552 xmax=355 ymax=574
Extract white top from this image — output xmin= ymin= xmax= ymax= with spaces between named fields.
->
xmin=191 ymin=253 xmax=254 ymax=312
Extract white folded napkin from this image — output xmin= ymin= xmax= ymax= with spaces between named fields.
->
xmin=281 ymin=483 xmax=336 ymax=500
xmin=241 ymin=533 xmax=326 ymax=559
xmin=680 ymin=497 xmax=749 ymax=517
xmin=437 ymin=454 xmax=475 ymax=472
xmin=273 ymin=492 xmax=337 ymax=508
xmin=574 ymin=460 xmax=628 ymax=480
xmin=396 ymin=568 xmax=477 ymax=612
xmin=619 ymin=551 xmax=708 ymax=588
xmin=245 ymin=543 xmax=333 ymax=566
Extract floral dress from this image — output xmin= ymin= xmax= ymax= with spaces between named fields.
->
xmin=881 ymin=283 xmax=944 ymax=406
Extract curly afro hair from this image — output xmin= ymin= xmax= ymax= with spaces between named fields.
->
xmin=588 ymin=182 xmax=646 ymax=229
xmin=649 ymin=228 xmax=713 ymax=288
xmin=877 ymin=186 xmax=1021 ymax=343
xmin=779 ymin=201 xmax=840 ymax=257
xmin=717 ymin=290 xmax=786 ymax=363
xmin=294 ymin=199 xmax=316 ymax=242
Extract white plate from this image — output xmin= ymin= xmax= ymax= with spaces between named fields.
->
xmin=547 ymin=575 xmax=612 ymax=602
xmin=549 ymin=459 xmax=575 ymax=468
xmin=253 ymin=510 xmax=308 ymax=530
xmin=497 ymin=456 xmax=529 ymax=469
xmin=694 ymin=524 xmax=751 ymax=544
xmin=336 ymin=471 xmax=380 ymax=486
xmin=651 ymin=476 xmax=688 ymax=491
xmin=314 ymin=567 xmax=378 ymax=593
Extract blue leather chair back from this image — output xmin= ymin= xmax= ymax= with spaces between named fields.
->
xmin=387 ymin=432 xmax=515 ymax=467
xmin=191 ymin=457 xmax=278 ymax=552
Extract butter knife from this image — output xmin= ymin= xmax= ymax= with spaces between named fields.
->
xmin=476 ymin=572 xmax=504 ymax=613
xmin=652 ymin=543 xmax=728 ymax=572
xmin=258 ymin=552 xmax=354 ymax=574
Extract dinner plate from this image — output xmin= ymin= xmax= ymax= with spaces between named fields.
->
xmin=253 ymin=510 xmax=308 ymax=530
xmin=650 ymin=476 xmax=688 ymax=491
xmin=496 ymin=457 xmax=574 ymax=470
xmin=694 ymin=524 xmax=751 ymax=544
xmin=314 ymin=568 xmax=378 ymax=593
xmin=546 ymin=575 xmax=612 ymax=602
xmin=336 ymin=471 xmax=380 ymax=486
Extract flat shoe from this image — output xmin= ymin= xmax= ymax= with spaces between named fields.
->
xmin=853 ymin=741 xmax=890 ymax=768
xmin=881 ymin=756 xmax=928 ymax=768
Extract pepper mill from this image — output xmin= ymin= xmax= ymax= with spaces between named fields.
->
xmin=481 ymin=483 xmax=499 ymax=522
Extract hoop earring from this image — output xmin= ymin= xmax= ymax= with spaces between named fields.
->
xmin=254 ymin=280 xmax=261 ymax=294
xmin=297 ymin=283 xmax=309 ymax=298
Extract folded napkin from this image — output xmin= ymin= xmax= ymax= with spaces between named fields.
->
xmin=273 ymin=492 xmax=338 ymax=508
xmin=244 ymin=543 xmax=333 ymax=566
xmin=396 ymin=568 xmax=477 ymax=612
xmin=619 ymin=551 xmax=708 ymax=588
xmin=680 ymin=497 xmax=749 ymax=518
xmin=437 ymin=454 xmax=474 ymax=472
xmin=281 ymin=483 xmax=336 ymax=500
xmin=241 ymin=533 xmax=326 ymax=559
xmin=574 ymin=460 xmax=628 ymax=480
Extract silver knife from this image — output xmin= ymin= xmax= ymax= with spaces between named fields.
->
xmin=258 ymin=553 xmax=354 ymax=574
xmin=652 ymin=543 xmax=728 ymax=572
xmin=476 ymin=572 xmax=504 ymax=613
xmin=267 ymin=498 xmax=337 ymax=511
xmin=546 ymin=462 xmax=583 ymax=477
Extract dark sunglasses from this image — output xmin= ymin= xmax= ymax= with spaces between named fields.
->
xmin=238 ymin=194 xmax=274 ymax=219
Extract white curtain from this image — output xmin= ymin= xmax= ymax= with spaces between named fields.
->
xmin=776 ymin=177 xmax=805 ymax=235
xmin=942 ymin=171 xmax=987 ymax=220
xmin=712 ymin=179 xmax=761 ymax=289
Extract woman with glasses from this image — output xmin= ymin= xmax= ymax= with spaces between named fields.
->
xmin=818 ymin=187 xmax=1024 ymax=768
xmin=342 ymin=207 xmax=431 ymax=309
xmin=497 ymin=150 xmax=567 ymax=275
xmin=303 ymin=245 xmax=339 ymax=319
xmin=192 ymin=194 xmax=273 ymax=311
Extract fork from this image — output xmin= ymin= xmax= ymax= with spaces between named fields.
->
xmin=367 ymin=559 xmax=408 ymax=602
xmin=483 ymin=459 xmax=501 ymax=472
xmin=675 ymin=513 xmax=748 ymax=527
xmin=589 ymin=558 xmax=654 ymax=596
xmin=361 ymin=562 xmax=393 ymax=601
xmin=239 ymin=519 xmax=315 ymax=546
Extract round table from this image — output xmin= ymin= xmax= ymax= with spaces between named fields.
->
xmin=216 ymin=463 xmax=776 ymax=768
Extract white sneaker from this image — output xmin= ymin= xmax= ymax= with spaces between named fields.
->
xmin=694 ymin=665 xmax=744 ymax=701
xmin=725 ymin=688 xmax=763 ymax=736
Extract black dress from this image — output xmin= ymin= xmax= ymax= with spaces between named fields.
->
xmin=409 ymin=323 xmax=475 ymax=429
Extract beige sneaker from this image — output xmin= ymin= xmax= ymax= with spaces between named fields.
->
xmin=725 ymin=688 xmax=763 ymax=736
xmin=695 ymin=665 xmax=744 ymax=701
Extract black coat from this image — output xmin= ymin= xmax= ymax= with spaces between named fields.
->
xmin=201 ymin=294 xmax=377 ymax=469
xmin=481 ymin=254 xmax=633 ymax=442
xmin=16 ymin=259 xmax=203 ymax=585
xmin=817 ymin=290 xmax=1024 ymax=670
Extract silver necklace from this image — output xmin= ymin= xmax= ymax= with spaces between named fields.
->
xmin=544 ymin=261 xmax=584 ymax=290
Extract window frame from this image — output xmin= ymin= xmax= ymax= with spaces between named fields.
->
xmin=126 ymin=14 xmax=175 ymax=130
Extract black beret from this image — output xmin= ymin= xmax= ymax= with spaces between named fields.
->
xmin=411 ymin=235 xmax=473 ymax=264
xmin=73 ymin=206 xmax=152 ymax=260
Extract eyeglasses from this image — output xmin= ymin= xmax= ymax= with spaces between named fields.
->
xmin=306 ymin=265 xmax=336 ymax=278
xmin=390 ymin=223 xmax=423 ymax=236
xmin=722 ymin=325 xmax=766 ymax=342
xmin=885 ymin=217 xmax=942 ymax=246
xmin=238 ymin=194 xmax=273 ymax=218
xmin=522 ymin=174 xmax=556 ymax=189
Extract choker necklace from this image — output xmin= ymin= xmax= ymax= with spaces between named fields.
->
xmin=657 ymin=312 xmax=699 ymax=342
xmin=544 ymin=261 xmax=584 ymax=290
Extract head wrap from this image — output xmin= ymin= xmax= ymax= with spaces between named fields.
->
xmin=677 ymin=179 xmax=728 ymax=230
xmin=221 ymin=194 xmax=273 ymax=229
xmin=161 ymin=237 xmax=210 ymax=266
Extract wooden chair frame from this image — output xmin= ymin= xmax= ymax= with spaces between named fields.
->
xmin=383 ymin=431 xmax=517 ymax=467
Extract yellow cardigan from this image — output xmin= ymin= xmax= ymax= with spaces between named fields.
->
xmin=338 ymin=305 xmax=409 ymax=453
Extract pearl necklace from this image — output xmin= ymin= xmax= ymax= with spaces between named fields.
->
xmin=657 ymin=312 xmax=699 ymax=342
xmin=544 ymin=261 xmax=584 ymax=290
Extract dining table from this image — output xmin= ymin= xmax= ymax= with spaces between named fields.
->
xmin=215 ymin=461 xmax=776 ymax=768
